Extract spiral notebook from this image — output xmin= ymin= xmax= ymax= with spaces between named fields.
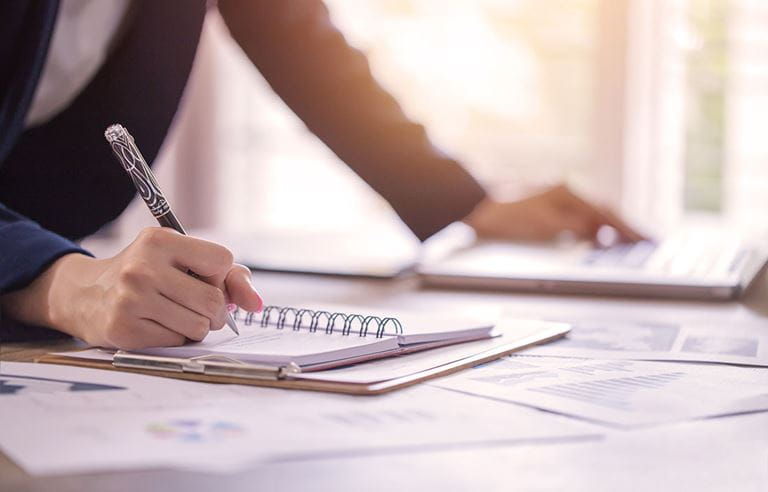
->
xmin=43 ymin=306 xmax=570 ymax=394
xmin=110 ymin=304 xmax=497 ymax=375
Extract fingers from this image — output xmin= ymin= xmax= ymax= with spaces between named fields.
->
xmin=132 ymin=232 xmax=260 ymax=324
xmin=133 ymin=228 xmax=234 ymax=278
xmin=149 ymin=293 xmax=212 ymax=341
xmin=133 ymin=319 xmax=188 ymax=348
xmin=98 ymin=276 xmax=217 ymax=348
xmin=172 ymin=236 xmax=234 ymax=277
xmin=156 ymin=267 xmax=229 ymax=331
xmin=523 ymin=209 xmax=573 ymax=242
xmin=155 ymin=263 xmax=264 ymax=328
xmin=225 ymin=264 xmax=264 ymax=312
xmin=104 ymin=318 xmax=186 ymax=350
xmin=506 ymin=192 xmax=597 ymax=242
xmin=554 ymin=214 xmax=600 ymax=242
xmin=594 ymin=207 xmax=646 ymax=242
xmin=101 ymin=228 xmax=264 ymax=350
xmin=550 ymin=185 xmax=644 ymax=243
xmin=463 ymin=187 xmax=643 ymax=245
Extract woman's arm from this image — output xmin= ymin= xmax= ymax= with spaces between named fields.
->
xmin=0 ymin=204 xmax=263 ymax=348
xmin=0 ymin=202 xmax=89 ymax=295
xmin=217 ymin=0 xmax=486 ymax=241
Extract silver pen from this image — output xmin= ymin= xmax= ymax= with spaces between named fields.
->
xmin=104 ymin=124 xmax=240 ymax=336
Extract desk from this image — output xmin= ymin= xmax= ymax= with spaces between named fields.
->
xmin=2 ymin=269 xmax=767 ymax=492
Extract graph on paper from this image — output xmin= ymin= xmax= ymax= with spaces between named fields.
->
xmin=524 ymin=319 xmax=768 ymax=367
xmin=433 ymin=356 xmax=768 ymax=427
xmin=146 ymin=419 xmax=246 ymax=443
xmin=528 ymin=372 xmax=685 ymax=410
xmin=0 ymin=374 xmax=125 ymax=395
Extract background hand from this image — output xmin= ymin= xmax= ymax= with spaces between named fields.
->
xmin=2 ymin=227 xmax=263 ymax=349
xmin=463 ymin=184 xmax=644 ymax=243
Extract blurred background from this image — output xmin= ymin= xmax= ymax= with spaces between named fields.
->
xmin=108 ymin=0 xmax=768 ymax=244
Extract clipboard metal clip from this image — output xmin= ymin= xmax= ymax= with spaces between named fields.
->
xmin=113 ymin=351 xmax=302 ymax=380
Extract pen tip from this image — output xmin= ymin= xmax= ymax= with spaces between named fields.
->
xmin=226 ymin=314 xmax=240 ymax=336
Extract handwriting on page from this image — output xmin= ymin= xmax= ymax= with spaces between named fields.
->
xmin=214 ymin=333 xmax=284 ymax=349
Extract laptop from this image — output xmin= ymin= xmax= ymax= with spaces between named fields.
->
xmin=418 ymin=225 xmax=768 ymax=300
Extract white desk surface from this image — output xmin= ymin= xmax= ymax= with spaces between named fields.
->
xmin=2 ymin=266 xmax=767 ymax=492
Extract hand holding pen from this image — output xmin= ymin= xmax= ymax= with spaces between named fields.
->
xmin=90 ymin=124 xmax=264 ymax=344
xmin=2 ymin=118 xmax=265 ymax=351
xmin=0 ymin=124 xmax=263 ymax=350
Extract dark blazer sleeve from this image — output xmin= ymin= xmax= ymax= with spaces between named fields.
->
xmin=217 ymin=0 xmax=486 ymax=241
xmin=0 ymin=202 xmax=90 ymax=295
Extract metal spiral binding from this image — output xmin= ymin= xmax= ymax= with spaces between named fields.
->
xmin=233 ymin=305 xmax=404 ymax=338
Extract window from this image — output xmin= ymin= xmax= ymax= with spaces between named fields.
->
xmin=683 ymin=0 xmax=728 ymax=213
xmin=623 ymin=0 xmax=768 ymax=232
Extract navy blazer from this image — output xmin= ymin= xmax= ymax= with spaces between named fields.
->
xmin=0 ymin=0 xmax=486 ymax=340
xmin=0 ymin=0 xmax=207 ymax=339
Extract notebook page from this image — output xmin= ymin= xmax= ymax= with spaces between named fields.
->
xmin=137 ymin=325 xmax=400 ymax=367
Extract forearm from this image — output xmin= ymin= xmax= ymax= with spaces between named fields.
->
xmin=0 ymin=253 xmax=86 ymax=334
xmin=218 ymin=0 xmax=486 ymax=240
xmin=5 ymin=226 xmax=263 ymax=349
xmin=0 ymin=203 xmax=95 ymax=339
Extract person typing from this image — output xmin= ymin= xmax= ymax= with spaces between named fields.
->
xmin=0 ymin=1 xmax=639 ymax=349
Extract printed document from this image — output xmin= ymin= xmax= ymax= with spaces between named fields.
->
xmin=524 ymin=319 xmax=768 ymax=366
xmin=0 ymin=362 xmax=599 ymax=475
xmin=431 ymin=355 xmax=768 ymax=427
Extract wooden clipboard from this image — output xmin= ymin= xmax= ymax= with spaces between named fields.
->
xmin=36 ymin=323 xmax=569 ymax=395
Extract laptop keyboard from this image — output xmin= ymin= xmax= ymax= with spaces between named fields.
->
xmin=581 ymin=236 xmax=739 ymax=277
xmin=582 ymin=240 xmax=658 ymax=269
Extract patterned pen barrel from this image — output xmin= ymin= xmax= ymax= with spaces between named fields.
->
xmin=104 ymin=124 xmax=240 ymax=336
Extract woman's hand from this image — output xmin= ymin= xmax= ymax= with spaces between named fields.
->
xmin=1 ymin=227 xmax=263 ymax=349
xmin=463 ymin=184 xmax=644 ymax=243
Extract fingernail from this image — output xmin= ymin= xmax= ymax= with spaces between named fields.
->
xmin=227 ymin=303 xmax=237 ymax=312
xmin=245 ymin=277 xmax=264 ymax=312
xmin=254 ymin=293 xmax=264 ymax=313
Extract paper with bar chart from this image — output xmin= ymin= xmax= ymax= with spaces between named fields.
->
xmin=431 ymin=355 xmax=768 ymax=427
xmin=521 ymin=319 xmax=768 ymax=367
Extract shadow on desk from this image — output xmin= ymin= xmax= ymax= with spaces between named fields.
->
xmin=743 ymin=268 xmax=768 ymax=317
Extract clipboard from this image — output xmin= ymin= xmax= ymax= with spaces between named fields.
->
xmin=36 ymin=322 xmax=570 ymax=395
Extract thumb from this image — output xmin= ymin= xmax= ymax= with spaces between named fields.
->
xmin=224 ymin=264 xmax=264 ymax=313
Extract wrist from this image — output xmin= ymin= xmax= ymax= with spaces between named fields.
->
xmin=462 ymin=197 xmax=498 ymax=234
xmin=46 ymin=254 xmax=98 ymax=336
xmin=1 ymin=253 xmax=94 ymax=336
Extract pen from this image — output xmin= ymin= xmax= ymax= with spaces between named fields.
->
xmin=104 ymin=124 xmax=240 ymax=336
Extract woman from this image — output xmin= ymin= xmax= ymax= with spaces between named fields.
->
xmin=0 ymin=0 xmax=639 ymax=349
